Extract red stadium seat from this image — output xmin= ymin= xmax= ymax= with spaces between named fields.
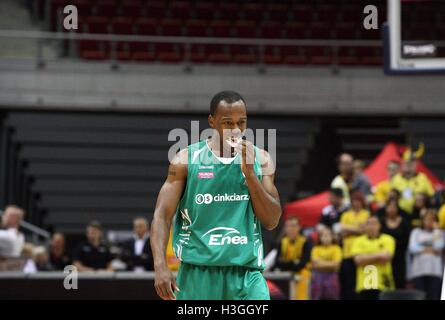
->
xmin=186 ymin=20 xmax=209 ymax=37
xmin=231 ymin=45 xmax=257 ymax=64
xmin=79 ymin=40 xmax=109 ymax=60
xmin=305 ymin=46 xmax=333 ymax=65
xmin=337 ymin=47 xmax=360 ymax=66
xmin=132 ymin=42 xmax=156 ymax=62
xmin=209 ymin=20 xmax=233 ymax=38
xmin=218 ymin=3 xmax=240 ymax=20
xmin=291 ymin=5 xmax=313 ymax=24
xmin=94 ymin=0 xmax=117 ymax=17
xmin=113 ymin=41 xmax=132 ymax=61
xmin=267 ymin=3 xmax=289 ymax=21
xmin=334 ymin=23 xmax=357 ymax=39
xmin=206 ymin=44 xmax=231 ymax=64
xmin=355 ymin=47 xmax=383 ymax=65
xmin=169 ymin=1 xmax=192 ymax=20
xmin=189 ymin=44 xmax=207 ymax=63
xmin=263 ymin=46 xmax=283 ymax=64
xmin=135 ymin=18 xmax=158 ymax=35
xmin=234 ymin=21 xmax=257 ymax=38
xmin=84 ymin=17 xmax=109 ymax=34
xmin=243 ymin=3 xmax=265 ymax=22
xmin=194 ymin=2 xmax=215 ymax=20
xmin=147 ymin=1 xmax=167 ymax=19
xmin=316 ymin=5 xmax=338 ymax=24
xmin=340 ymin=7 xmax=361 ymax=24
xmin=160 ymin=19 xmax=183 ymax=36
xmin=285 ymin=22 xmax=307 ymax=39
xmin=156 ymin=43 xmax=183 ymax=63
xmin=310 ymin=23 xmax=332 ymax=39
xmin=111 ymin=17 xmax=133 ymax=35
xmin=259 ymin=22 xmax=284 ymax=39
xmin=120 ymin=1 xmax=144 ymax=18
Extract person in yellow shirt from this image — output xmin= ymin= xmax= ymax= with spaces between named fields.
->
xmin=339 ymin=191 xmax=370 ymax=300
xmin=373 ymin=160 xmax=401 ymax=208
xmin=391 ymin=145 xmax=434 ymax=215
xmin=311 ymin=228 xmax=342 ymax=300
xmin=351 ymin=215 xmax=395 ymax=300
xmin=438 ymin=204 xmax=445 ymax=230
xmin=166 ymin=229 xmax=180 ymax=271
xmin=273 ymin=216 xmax=312 ymax=300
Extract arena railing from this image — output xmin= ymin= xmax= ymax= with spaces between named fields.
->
xmin=0 ymin=29 xmax=382 ymax=73
xmin=0 ymin=270 xmax=299 ymax=299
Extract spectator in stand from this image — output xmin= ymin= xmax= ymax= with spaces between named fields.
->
xmin=351 ymin=216 xmax=395 ymax=300
xmin=438 ymin=202 xmax=445 ymax=230
xmin=391 ymin=144 xmax=434 ymax=215
xmin=311 ymin=228 xmax=342 ymax=300
xmin=408 ymin=210 xmax=444 ymax=300
xmin=352 ymin=160 xmax=372 ymax=200
xmin=33 ymin=246 xmax=54 ymax=271
xmin=166 ymin=229 xmax=180 ymax=271
xmin=379 ymin=198 xmax=411 ymax=289
xmin=73 ymin=220 xmax=113 ymax=272
xmin=0 ymin=205 xmax=25 ymax=258
xmin=339 ymin=191 xmax=370 ymax=300
xmin=331 ymin=153 xmax=354 ymax=206
xmin=121 ymin=217 xmax=154 ymax=272
xmin=374 ymin=160 xmax=401 ymax=208
xmin=49 ymin=232 xmax=71 ymax=270
xmin=410 ymin=193 xmax=431 ymax=228
xmin=375 ymin=188 xmax=407 ymax=218
xmin=272 ymin=216 xmax=313 ymax=300
xmin=317 ymin=188 xmax=349 ymax=235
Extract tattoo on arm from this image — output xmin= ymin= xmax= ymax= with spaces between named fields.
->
xmin=168 ymin=170 xmax=176 ymax=176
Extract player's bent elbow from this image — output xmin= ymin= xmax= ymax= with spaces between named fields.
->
xmin=263 ymin=219 xmax=279 ymax=230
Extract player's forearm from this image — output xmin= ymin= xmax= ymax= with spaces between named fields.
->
xmin=150 ymin=214 xmax=172 ymax=270
xmin=245 ymin=173 xmax=281 ymax=230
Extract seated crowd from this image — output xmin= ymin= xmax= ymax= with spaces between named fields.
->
xmin=271 ymin=148 xmax=445 ymax=300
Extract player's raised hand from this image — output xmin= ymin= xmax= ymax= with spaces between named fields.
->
xmin=154 ymin=266 xmax=180 ymax=300
xmin=239 ymin=139 xmax=255 ymax=177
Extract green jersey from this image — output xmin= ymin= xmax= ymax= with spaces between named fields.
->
xmin=172 ymin=139 xmax=265 ymax=270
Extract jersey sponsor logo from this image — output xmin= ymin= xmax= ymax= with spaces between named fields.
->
xmin=194 ymin=193 xmax=249 ymax=205
xmin=198 ymin=172 xmax=214 ymax=179
xmin=201 ymin=227 xmax=248 ymax=246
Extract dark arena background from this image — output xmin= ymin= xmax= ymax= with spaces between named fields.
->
xmin=0 ymin=0 xmax=445 ymax=301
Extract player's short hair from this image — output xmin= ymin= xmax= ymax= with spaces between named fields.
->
xmin=210 ymin=90 xmax=246 ymax=116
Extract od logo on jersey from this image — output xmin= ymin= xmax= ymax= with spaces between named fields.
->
xmin=201 ymin=227 xmax=248 ymax=246
xmin=195 ymin=193 xmax=250 ymax=205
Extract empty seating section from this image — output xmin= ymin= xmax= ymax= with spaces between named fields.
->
xmin=401 ymin=119 xmax=445 ymax=181
xmin=43 ymin=0 xmax=397 ymax=66
xmin=3 ymin=112 xmax=319 ymax=233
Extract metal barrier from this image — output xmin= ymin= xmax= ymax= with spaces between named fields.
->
xmin=0 ymin=270 xmax=299 ymax=300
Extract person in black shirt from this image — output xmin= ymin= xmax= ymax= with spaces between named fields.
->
xmin=121 ymin=217 xmax=154 ymax=272
xmin=318 ymin=188 xmax=349 ymax=232
xmin=73 ymin=220 xmax=113 ymax=272
xmin=49 ymin=232 xmax=71 ymax=270
xmin=379 ymin=199 xmax=411 ymax=289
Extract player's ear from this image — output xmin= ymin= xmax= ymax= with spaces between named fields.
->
xmin=208 ymin=114 xmax=215 ymax=128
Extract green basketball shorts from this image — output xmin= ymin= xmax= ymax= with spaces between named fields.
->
xmin=175 ymin=263 xmax=270 ymax=300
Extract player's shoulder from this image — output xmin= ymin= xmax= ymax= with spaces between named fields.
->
xmin=170 ymin=148 xmax=188 ymax=166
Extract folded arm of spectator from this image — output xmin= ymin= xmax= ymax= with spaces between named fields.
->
xmin=354 ymin=251 xmax=392 ymax=266
xmin=311 ymin=259 xmax=340 ymax=272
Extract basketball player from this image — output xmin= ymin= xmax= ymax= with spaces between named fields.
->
xmin=150 ymin=91 xmax=281 ymax=300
